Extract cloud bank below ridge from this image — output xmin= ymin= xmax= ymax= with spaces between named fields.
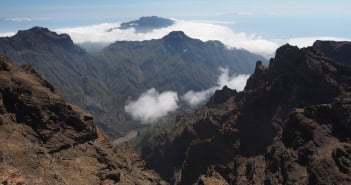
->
xmin=1 ymin=18 xmax=350 ymax=57
xmin=55 ymin=19 xmax=278 ymax=57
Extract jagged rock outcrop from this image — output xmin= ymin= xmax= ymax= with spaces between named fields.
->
xmin=313 ymin=40 xmax=351 ymax=66
xmin=141 ymin=42 xmax=351 ymax=185
xmin=0 ymin=56 xmax=167 ymax=185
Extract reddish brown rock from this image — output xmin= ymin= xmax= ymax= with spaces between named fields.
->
xmin=0 ymin=56 xmax=166 ymax=185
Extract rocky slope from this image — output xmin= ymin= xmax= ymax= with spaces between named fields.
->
xmin=0 ymin=55 xmax=166 ymax=185
xmin=101 ymin=31 xmax=263 ymax=95
xmin=0 ymin=27 xmax=134 ymax=139
xmin=141 ymin=42 xmax=351 ymax=185
xmin=0 ymin=27 xmax=266 ymax=139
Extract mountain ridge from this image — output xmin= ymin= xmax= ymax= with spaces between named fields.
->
xmin=0 ymin=27 xmax=265 ymax=139
xmin=140 ymin=41 xmax=351 ymax=185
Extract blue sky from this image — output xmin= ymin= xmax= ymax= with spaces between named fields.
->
xmin=1 ymin=0 xmax=350 ymax=39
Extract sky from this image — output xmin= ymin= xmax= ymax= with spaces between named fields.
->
xmin=1 ymin=0 xmax=350 ymax=39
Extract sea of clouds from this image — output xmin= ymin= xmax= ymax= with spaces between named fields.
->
xmin=52 ymin=19 xmax=348 ymax=57
xmin=54 ymin=20 xmax=278 ymax=57
xmin=1 ymin=18 xmax=349 ymax=57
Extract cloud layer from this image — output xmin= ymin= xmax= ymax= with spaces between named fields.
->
xmin=55 ymin=19 xmax=280 ymax=56
xmin=124 ymin=88 xmax=179 ymax=123
xmin=1 ymin=18 xmax=350 ymax=57
xmin=1 ymin=17 xmax=32 ymax=22
xmin=54 ymin=19 xmax=351 ymax=57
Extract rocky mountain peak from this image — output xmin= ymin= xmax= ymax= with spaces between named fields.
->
xmin=313 ymin=40 xmax=351 ymax=65
xmin=16 ymin=26 xmax=72 ymax=43
xmin=269 ymin=44 xmax=303 ymax=67
xmin=207 ymin=85 xmax=237 ymax=106
xmin=163 ymin=31 xmax=189 ymax=41
xmin=162 ymin=31 xmax=198 ymax=52
xmin=11 ymin=27 xmax=78 ymax=52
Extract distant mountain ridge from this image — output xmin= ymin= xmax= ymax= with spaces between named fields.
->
xmin=117 ymin=16 xmax=175 ymax=33
xmin=0 ymin=26 xmax=266 ymax=138
xmin=101 ymin=31 xmax=263 ymax=95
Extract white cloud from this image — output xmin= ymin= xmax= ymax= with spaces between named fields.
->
xmin=53 ymin=19 xmax=351 ymax=57
xmin=1 ymin=17 xmax=32 ymax=22
xmin=0 ymin=32 xmax=15 ymax=37
xmin=182 ymin=88 xmax=216 ymax=107
xmin=55 ymin=19 xmax=280 ymax=57
xmin=124 ymin=88 xmax=179 ymax=123
xmin=287 ymin=36 xmax=351 ymax=48
xmin=217 ymin=68 xmax=250 ymax=91
xmin=182 ymin=68 xmax=250 ymax=107
xmin=56 ymin=23 xmax=121 ymax=43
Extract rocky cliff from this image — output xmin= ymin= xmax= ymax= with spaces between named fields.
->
xmin=141 ymin=42 xmax=351 ymax=185
xmin=0 ymin=55 xmax=166 ymax=185
xmin=0 ymin=27 xmax=131 ymax=139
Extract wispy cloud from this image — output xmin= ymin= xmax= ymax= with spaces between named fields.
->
xmin=1 ymin=17 xmax=32 ymax=22
xmin=182 ymin=88 xmax=216 ymax=107
xmin=217 ymin=68 xmax=250 ymax=91
xmin=217 ymin=11 xmax=256 ymax=16
xmin=189 ymin=20 xmax=235 ymax=25
xmin=182 ymin=67 xmax=250 ymax=107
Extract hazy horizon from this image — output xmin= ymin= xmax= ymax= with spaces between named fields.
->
xmin=2 ymin=0 xmax=350 ymax=37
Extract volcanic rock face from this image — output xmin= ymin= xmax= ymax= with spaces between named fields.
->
xmin=0 ymin=56 xmax=166 ymax=185
xmin=313 ymin=40 xmax=351 ymax=66
xmin=141 ymin=42 xmax=351 ymax=185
